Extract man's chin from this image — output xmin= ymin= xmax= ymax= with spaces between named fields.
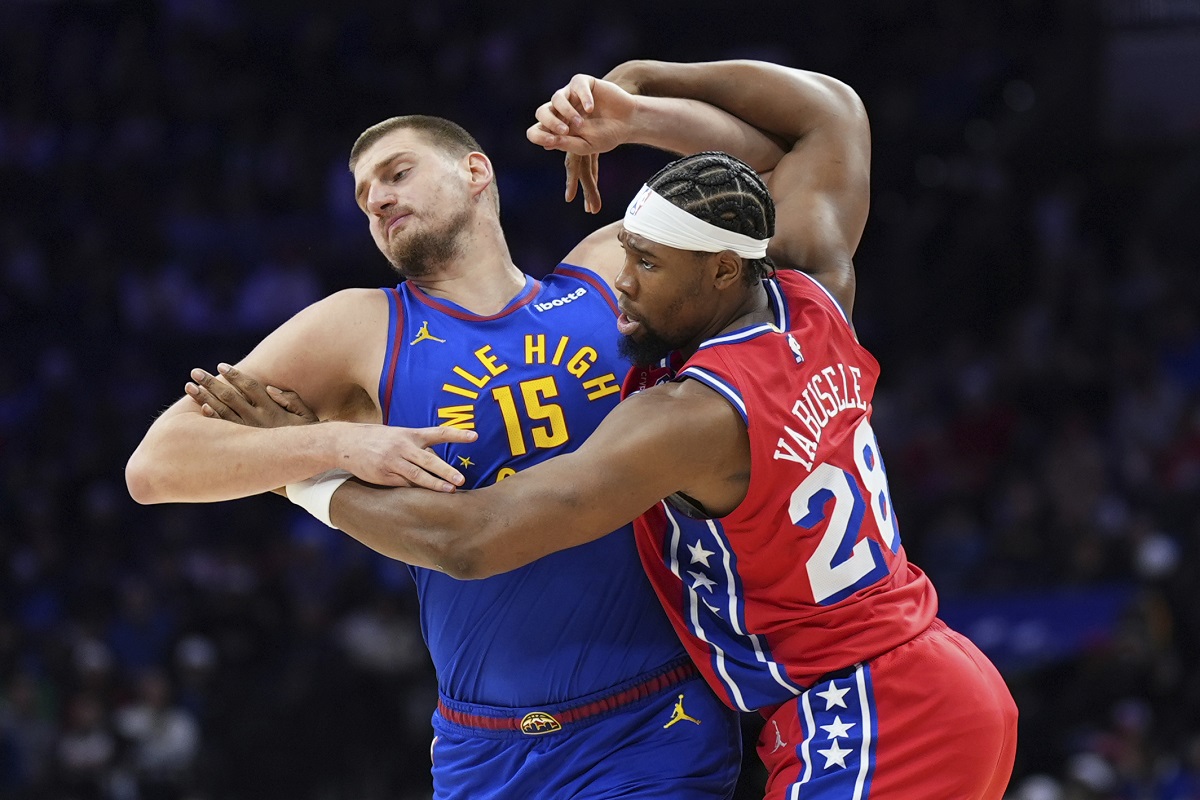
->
xmin=388 ymin=259 xmax=434 ymax=280
xmin=618 ymin=333 xmax=673 ymax=367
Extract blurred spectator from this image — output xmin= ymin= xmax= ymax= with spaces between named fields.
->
xmin=113 ymin=670 xmax=200 ymax=800
xmin=55 ymin=693 xmax=117 ymax=800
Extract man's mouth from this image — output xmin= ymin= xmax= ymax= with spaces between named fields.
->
xmin=387 ymin=213 xmax=412 ymax=235
xmin=616 ymin=308 xmax=641 ymax=336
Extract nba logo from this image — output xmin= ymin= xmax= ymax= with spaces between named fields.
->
xmin=787 ymin=333 xmax=804 ymax=364
xmin=629 ymin=186 xmax=652 ymax=217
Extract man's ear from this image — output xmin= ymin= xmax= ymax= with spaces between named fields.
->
xmin=712 ymin=250 xmax=745 ymax=289
xmin=465 ymin=152 xmax=494 ymax=201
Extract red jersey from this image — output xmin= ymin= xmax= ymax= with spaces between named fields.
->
xmin=625 ymin=270 xmax=938 ymax=712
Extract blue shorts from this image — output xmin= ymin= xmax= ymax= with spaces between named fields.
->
xmin=430 ymin=659 xmax=742 ymax=799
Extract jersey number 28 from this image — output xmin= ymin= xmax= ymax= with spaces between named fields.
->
xmin=789 ymin=418 xmax=901 ymax=605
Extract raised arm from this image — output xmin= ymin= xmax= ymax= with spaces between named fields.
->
xmin=543 ymin=60 xmax=870 ymax=316
xmin=622 ymin=59 xmax=871 ymax=316
xmin=125 ymin=289 xmax=472 ymax=504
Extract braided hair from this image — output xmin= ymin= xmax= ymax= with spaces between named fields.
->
xmin=645 ymin=151 xmax=776 ymax=283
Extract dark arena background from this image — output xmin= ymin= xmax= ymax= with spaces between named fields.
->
xmin=2 ymin=1 xmax=1199 ymax=798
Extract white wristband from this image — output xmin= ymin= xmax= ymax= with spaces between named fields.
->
xmin=285 ymin=469 xmax=353 ymax=529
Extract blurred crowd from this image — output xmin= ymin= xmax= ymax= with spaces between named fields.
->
xmin=1 ymin=1 xmax=1197 ymax=798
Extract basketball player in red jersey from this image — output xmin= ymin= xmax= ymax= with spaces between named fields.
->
xmin=195 ymin=61 xmax=1018 ymax=798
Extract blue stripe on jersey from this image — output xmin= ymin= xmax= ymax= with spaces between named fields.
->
xmin=794 ymin=270 xmax=850 ymax=326
xmin=766 ymin=276 xmax=789 ymax=329
xmin=698 ymin=323 xmax=778 ymax=349
xmin=663 ymin=506 xmax=803 ymax=711
xmin=679 ymin=367 xmax=749 ymax=426
xmin=378 ymin=287 xmax=404 ymax=425
xmin=791 ymin=665 xmax=878 ymax=800
xmin=554 ymin=263 xmax=620 ymax=314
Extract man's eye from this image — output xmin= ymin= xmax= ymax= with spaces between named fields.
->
xmin=394 ymin=169 xmax=409 ymax=181
xmin=639 ymin=259 xmax=654 ymax=270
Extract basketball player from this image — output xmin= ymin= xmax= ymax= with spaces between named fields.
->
xmin=217 ymin=64 xmax=1020 ymax=798
xmin=125 ymin=60 xmax=838 ymax=799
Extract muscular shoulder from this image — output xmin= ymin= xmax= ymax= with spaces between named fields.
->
xmin=635 ymin=378 xmax=751 ymax=516
xmin=235 ymin=288 xmax=391 ymax=422
xmin=623 ymin=378 xmax=747 ymax=468
xmin=560 ymin=220 xmax=623 ymax=290
xmin=307 ymin=287 xmax=390 ymax=324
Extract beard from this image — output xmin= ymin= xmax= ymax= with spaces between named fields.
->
xmin=618 ymin=325 xmax=680 ymax=367
xmin=385 ymin=207 xmax=471 ymax=279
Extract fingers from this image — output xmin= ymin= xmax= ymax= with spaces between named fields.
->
xmin=580 ymin=153 xmax=601 ymax=214
xmin=534 ymin=101 xmax=570 ymax=136
xmin=549 ymin=85 xmax=585 ymax=130
xmin=184 ymin=381 xmax=242 ymax=422
xmin=216 ymin=363 xmax=271 ymax=405
xmin=565 ymin=154 xmax=582 ymax=203
xmin=266 ymin=385 xmax=319 ymax=422
xmin=527 ymin=122 xmax=594 ymax=156
xmin=395 ymin=427 xmax=479 ymax=491
xmin=527 ymin=121 xmax=559 ymax=148
xmin=189 ymin=368 xmax=255 ymax=412
xmin=566 ymin=73 xmax=595 ymax=114
xmin=418 ymin=426 xmax=480 ymax=447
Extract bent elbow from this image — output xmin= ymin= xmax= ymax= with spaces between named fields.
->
xmin=436 ymin=540 xmax=495 ymax=581
xmin=432 ymin=524 xmax=509 ymax=581
xmin=124 ymin=450 xmax=164 ymax=505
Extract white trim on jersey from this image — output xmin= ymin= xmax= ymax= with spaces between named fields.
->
xmin=679 ymin=367 xmax=748 ymax=424
xmin=704 ymin=519 xmax=802 ymax=698
xmin=698 ymin=323 xmax=778 ymax=349
xmin=666 ymin=501 xmax=683 ymax=580
xmin=663 ymin=506 xmax=752 ymax=713
xmin=766 ymin=277 xmax=789 ymax=329
xmin=795 ymin=270 xmax=851 ymax=326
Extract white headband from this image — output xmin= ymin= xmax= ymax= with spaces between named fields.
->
xmin=623 ymin=185 xmax=770 ymax=259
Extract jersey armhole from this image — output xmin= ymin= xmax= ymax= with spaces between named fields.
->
xmin=553 ymin=263 xmax=620 ymax=316
xmin=377 ymin=286 xmax=405 ymax=426
xmin=787 ymin=271 xmax=856 ymax=337
xmin=677 ymin=363 xmax=749 ymax=428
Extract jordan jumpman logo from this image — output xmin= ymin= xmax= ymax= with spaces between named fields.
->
xmin=663 ymin=694 xmax=702 ymax=728
xmin=770 ymin=720 xmax=789 ymax=753
xmin=410 ymin=321 xmax=446 ymax=345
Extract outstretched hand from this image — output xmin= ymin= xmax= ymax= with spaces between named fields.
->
xmin=185 ymin=364 xmax=477 ymax=493
xmin=527 ymin=74 xmax=639 ymax=214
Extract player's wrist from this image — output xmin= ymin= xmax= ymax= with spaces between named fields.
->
xmin=313 ymin=420 xmax=357 ymax=473
xmin=285 ymin=469 xmax=352 ymax=528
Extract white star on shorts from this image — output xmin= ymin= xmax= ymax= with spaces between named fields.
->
xmin=820 ymin=715 xmax=855 ymax=739
xmin=814 ymin=681 xmax=851 ymax=710
xmin=816 ymin=740 xmax=852 ymax=769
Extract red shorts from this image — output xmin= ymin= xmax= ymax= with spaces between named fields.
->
xmin=756 ymin=619 xmax=1017 ymax=799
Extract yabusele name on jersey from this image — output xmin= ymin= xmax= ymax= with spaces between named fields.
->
xmin=771 ymin=359 xmax=869 ymax=471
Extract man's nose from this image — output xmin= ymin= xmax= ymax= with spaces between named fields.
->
xmin=615 ymin=262 xmax=636 ymax=298
xmin=366 ymin=183 xmax=395 ymax=216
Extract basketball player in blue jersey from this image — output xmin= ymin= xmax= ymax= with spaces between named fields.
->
xmin=127 ymin=61 xmax=805 ymax=799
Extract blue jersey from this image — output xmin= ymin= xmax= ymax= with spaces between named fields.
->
xmin=378 ymin=265 xmax=687 ymax=708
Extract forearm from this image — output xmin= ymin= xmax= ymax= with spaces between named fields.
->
xmin=623 ymin=95 xmax=784 ymax=173
xmin=329 ymin=481 xmax=496 ymax=578
xmin=324 ymin=401 xmax=697 ymax=581
xmin=126 ymin=405 xmax=346 ymax=504
xmin=611 ymin=59 xmax=860 ymax=145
